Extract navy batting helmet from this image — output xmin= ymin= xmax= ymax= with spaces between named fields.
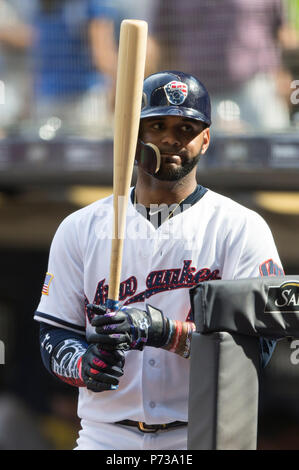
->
xmin=141 ymin=71 xmax=211 ymax=126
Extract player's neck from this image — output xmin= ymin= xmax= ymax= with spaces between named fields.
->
xmin=135 ymin=170 xmax=198 ymax=206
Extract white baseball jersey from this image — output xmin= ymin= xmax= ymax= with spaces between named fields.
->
xmin=34 ymin=188 xmax=283 ymax=428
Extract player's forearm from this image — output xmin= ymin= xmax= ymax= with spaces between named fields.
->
xmin=39 ymin=322 xmax=88 ymax=387
xmin=39 ymin=322 xmax=125 ymax=392
xmin=51 ymin=339 xmax=87 ymax=387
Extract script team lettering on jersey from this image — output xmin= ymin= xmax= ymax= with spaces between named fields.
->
xmin=85 ymin=260 xmax=221 ymax=325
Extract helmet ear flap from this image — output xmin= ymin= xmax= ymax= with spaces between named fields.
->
xmin=135 ymin=140 xmax=161 ymax=175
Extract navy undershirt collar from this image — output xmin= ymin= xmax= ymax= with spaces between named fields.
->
xmin=131 ymin=184 xmax=207 ymax=226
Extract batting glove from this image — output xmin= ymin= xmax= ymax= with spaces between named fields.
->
xmin=87 ymin=304 xmax=169 ymax=351
xmin=79 ymin=344 xmax=125 ymax=392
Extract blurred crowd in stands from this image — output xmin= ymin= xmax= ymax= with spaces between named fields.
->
xmin=0 ymin=0 xmax=298 ymax=138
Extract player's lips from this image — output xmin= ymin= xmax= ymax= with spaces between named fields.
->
xmin=161 ymin=153 xmax=183 ymax=164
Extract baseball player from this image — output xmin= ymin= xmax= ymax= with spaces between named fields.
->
xmin=35 ymin=71 xmax=284 ymax=450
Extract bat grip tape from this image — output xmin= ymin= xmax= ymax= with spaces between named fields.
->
xmin=106 ymin=299 xmax=120 ymax=312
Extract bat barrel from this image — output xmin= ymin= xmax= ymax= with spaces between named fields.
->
xmin=107 ymin=20 xmax=148 ymax=309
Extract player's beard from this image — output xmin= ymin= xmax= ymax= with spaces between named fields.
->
xmin=153 ymin=150 xmax=202 ymax=181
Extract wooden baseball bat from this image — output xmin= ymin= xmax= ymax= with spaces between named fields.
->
xmin=107 ymin=19 xmax=148 ymax=311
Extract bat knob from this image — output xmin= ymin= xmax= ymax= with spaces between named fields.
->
xmin=135 ymin=140 xmax=161 ymax=175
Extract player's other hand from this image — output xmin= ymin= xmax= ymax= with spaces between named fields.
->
xmin=87 ymin=303 xmax=168 ymax=351
xmin=78 ymin=344 xmax=125 ymax=392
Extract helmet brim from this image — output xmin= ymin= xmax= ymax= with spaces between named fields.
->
xmin=140 ymin=105 xmax=211 ymax=126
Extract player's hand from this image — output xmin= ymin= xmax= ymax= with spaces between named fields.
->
xmin=87 ymin=303 xmax=169 ymax=351
xmin=78 ymin=344 xmax=125 ymax=392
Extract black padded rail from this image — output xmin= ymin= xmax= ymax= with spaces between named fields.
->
xmin=190 ymin=276 xmax=299 ymax=339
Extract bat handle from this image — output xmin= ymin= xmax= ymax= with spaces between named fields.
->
xmin=106 ymin=298 xmax=120 ymax=313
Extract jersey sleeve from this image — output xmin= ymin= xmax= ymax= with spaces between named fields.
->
xmin=222 ymin=208 xmax=283 ymax=369
xmin=34 ymin=213 xmax=86 ymax=335
xmin=223 ymin=209 xmax=284 ymax=280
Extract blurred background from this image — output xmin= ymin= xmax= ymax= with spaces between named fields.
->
xmin=0 ymin=0 xmax=298 ymax=450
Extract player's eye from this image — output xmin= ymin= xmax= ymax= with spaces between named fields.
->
xmin=151 ymin=122 xmax=164 ymax=130
xmin=181 ymin=124 xmax=195 ymax=132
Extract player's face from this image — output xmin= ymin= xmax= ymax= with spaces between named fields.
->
xmin=139 ymin=116 xmax=210 ymax=181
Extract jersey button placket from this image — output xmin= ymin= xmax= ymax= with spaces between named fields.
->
xmin=142 ymin=235 xmax=164 ymax=420
xmin=142 ymin=347 xmax=163 ymax=422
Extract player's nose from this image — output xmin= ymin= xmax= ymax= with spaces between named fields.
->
xmin=161 ymin=125 xmax=182 ymax=146
xmin=160 ymin=128 xmax=181 ymax=147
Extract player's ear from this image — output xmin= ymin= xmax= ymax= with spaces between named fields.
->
xmin=200 ymin=127 xmax=210 ymax=155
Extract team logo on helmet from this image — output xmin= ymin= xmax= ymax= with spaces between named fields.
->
xmin=164 ymin=81 xmax=188 ymax=105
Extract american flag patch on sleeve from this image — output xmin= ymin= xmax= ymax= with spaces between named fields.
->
xmin=42 ymin=272 xmax=54 ymax=296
